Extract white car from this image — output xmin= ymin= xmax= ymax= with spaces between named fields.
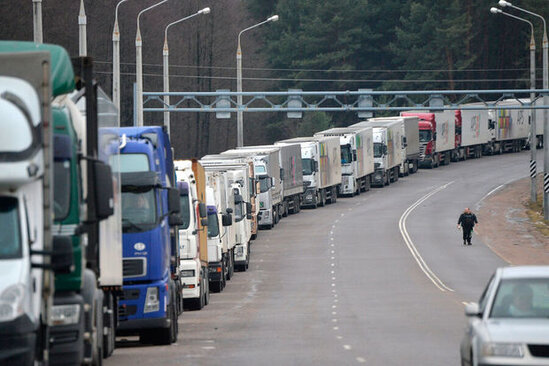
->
xmin=460 ymin=266 xmax=549 ymax=366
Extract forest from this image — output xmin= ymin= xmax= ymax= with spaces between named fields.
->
xmin=1 ymin=0 xmax=548 ymax=157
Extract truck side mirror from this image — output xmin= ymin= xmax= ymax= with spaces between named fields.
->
xmin=352 ymin=150 xmax=357 ymax=161
xmin=93 ymin=161 xmax=114 ymax=220
xmin=433 ymin=132 xmax=437 ymax=140
xmin=280 ymin=168 xmax=284 ymax=179
xmin=222 ymin=213 xmax=232 ymax=226
xmin=198 ymin=202 xmax=207 ymax=218
xmin=201 ymin=218 xmax=208 ymax=227
xmin=51 ymin=235 xmax=74 ymax=274
xmin=234 ymin=194 xmax=244 ymax=204
xmin=246 ymin=202 xmax=252 ymax=219
xmin=383 ymin=145 xmax=388 ymax=155
xmin=402 ymin=136 xmax=407 ymax=147
xmin=168 ymin=188 xmax=181 ymax=214
xmin=226 ymin=207 xmax=233 ymax=214
xmin=313 ymin=160 xmax=318 ymax=172
xmin=169 ymin=214 xmax=183 ymax=226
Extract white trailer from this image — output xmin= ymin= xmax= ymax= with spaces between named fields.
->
xmin=277 ymin=136 xmax=341 ymax=208
xmin=487 ymin=100 xmax=530 ymax=153
xmin=315 ymin=127 xmax=374 ymax=196
xmin=459 ymin=103 xmax=491 ymax=159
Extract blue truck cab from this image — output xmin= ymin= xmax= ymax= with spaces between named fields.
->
xmin=115 ymin=126 xmax=181 ymax=345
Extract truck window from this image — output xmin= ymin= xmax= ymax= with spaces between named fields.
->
xmin=0 ymin=107 xmax=33 ymax=154
xmin=258 ymin=177 xmax=271 ymax=193
xmin=340 ymin=145 xmax=352 ymax=164
xmin=234 ymin=202 xmax=244 ymax=222
xmin=121 ymin=190 xmax=157 ymax=232
xmin=53 ymin=160 xmax=71 ymax=220
xmin=419 ymin=130 xmax=432 ymax=143
xmin=111 ymin=153 xmax=149 ymax=173
xmin=302 ymin=158 xmax=314 ymax=175
xmin=179 ymin=193 xmax=191 ymax=230
xmin=0 ymin=197 xmax=22 ymax=259
xmin=373 ymin=142 xmax=383 ymax=158
xmin=207 ymin=213 xmax=219 ymax=237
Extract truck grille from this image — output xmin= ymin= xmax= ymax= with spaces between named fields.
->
xmin=118 ymin=305 xmax=137 ymax=318
xmin=528 ymin=345 xmax=549 ymax=358
xmin=120 ymin=289 xmax=140 ymax=301
xmin=419 ymin=144 xmax=426 ymax=159
xmin=123 ymin=258 xmax=146 ymax=278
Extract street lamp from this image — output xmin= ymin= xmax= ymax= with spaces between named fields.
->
xmin=136 ymin=0 xmax=168 ymax=126
xmin=498 ymin=0 xmax=549 ymax=219
xmin=491 ymin=7 xmax=538 ymax=203
xmin=113 ymin=0 xmax=131 ymax=125
xmin=236 ymin=15 xmax=279 ymax=147
xmin=79 ymin=0 xmax=87 ymax=57
xmin=163 ymin=7 xmax=211 ymax=137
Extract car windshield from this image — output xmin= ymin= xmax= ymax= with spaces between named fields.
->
xmin=0 ymin=197 xmax=22 ymax=259
xmin=374 ymin=143 xmax=383 ymax=158
xmin=419 ymin=130 xmax=432 ymax=143
xmin=179 ymin=193 xmax=191 ymax=230
xmin=258 ymin=176 xmax=271 ymax=193
xmin=341 ymin=145 xmax=352 ymax=164
xmin=207 ymin=213 xmax=219 ymax=237
xmin=302 ymin=158 xmax=314 ymax=176
xmin=53 ymin=160 xmax=71 ymax=220
xmin=489 ymin=278 xmax=549 ymax=319
xmin=121 ymin=190 xmax=157 ymax=232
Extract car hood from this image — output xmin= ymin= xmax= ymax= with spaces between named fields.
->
xmin=485 ymin=319 xmax=549 ymax=344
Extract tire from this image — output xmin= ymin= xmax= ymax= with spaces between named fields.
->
xmin=93 ymin=294 xmax=104 ymax=366
xmin=227 ymin=250 xmax=234 ymax=280
xmin=102 ymin=293 xmax=115 ymax=359
xmin=282 ymin=202 xmax=289 ymax=217
xmin=330 ymin=187 xmax=337 ymax=203
xmin=394 ymin=167 xmax=399 ymax=182
xmin=318 ymin=190 xmax=326 ymax=207
xmin=204 ymin=274 xmax=210 ymax=305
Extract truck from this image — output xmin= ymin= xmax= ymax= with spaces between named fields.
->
xmin=0 ymin=42 xmax=118 ymax=365
xmin=458 ymin=103 xmax=490 ymax=159
xmin=361 ymin=122 xmax=403 ymax=186
xmin=276 ymin=136 xmax=342 ymax=208
xmin=314 ymin=127 xmax=374 ymax=196
xmin=200 ymin=155 xmax=259 ymax=239
xmin=358 ymin=117 xmax=420 ymax=176
xmin=484 ymin=99 xmax=534 ymax=153
xmin=204 ymin=170 xmax=236 ymax=291
xmin=222 ymin=148 xmax=282 ymax=229
xmin=401 ymin=111 xmax=456 ymax=168
xmin=201 ymin=159 xmax=252 ymax=271
xmin=174 ymin=160 xmax=210 ymax=310
xmin=116 ymin=126 xmax=183 ymax=345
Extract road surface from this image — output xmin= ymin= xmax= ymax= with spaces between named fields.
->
xmin=107 ymin=150 xmax=533 ymax=365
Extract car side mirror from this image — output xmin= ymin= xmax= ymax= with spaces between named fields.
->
xmin=93 ymin=161 xmax=114 ymax=220
xmin=169 ymin=214 xmax=184 ymax=227
xmin=222 ymin=213 xmax=232 ymax=226
xmin=167 ymin=188 xmax=180 ymax=214
xmin=464 ymin=302 xmax=481 ymax=317
xmin=51 ymin=235 xmax=74 ymax=274
xmin=198 ymin=202 xmax=207 ymax=218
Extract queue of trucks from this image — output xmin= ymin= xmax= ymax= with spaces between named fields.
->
xmin=0 ymin=40 xmax=543 ymax=366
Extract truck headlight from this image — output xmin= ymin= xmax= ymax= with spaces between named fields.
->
xmin=50 ymin=304 xmax=81 ymax=326
xmin=236 ymin=247 xmax=244 ymax=256
xmin=482 ymin=342 xmax=524 ymax=358
xmin=144 ymin=287 xmax=160 ymax=313
xmin=0 ymin=284 xmax=24 ymax=322
xmin=181 ymin=270 xmax=195 ymax=277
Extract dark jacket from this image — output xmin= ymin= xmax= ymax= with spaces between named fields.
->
xmin=458 ymin=213 xmax=478 ymax=228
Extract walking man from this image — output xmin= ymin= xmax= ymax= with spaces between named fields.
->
xmin=457 ymin=207 xmax=478 ymax=245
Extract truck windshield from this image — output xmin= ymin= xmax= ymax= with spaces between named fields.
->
xmin=489 ymin=278 xmax=549 ymax=319
xmin=302 ymin=158 xmax=314 ymax=175
xmin=235 ymin=202 xmax=244 ymax=222
xmin=111 ymin=153 xmax=149 ymax=173
xmin=53 ymin=160 xmax=71 ymax=220
xmin=121 ymin=190 xmax=157 ymax=232
xmin=374 ymin=143 xmax=383 ymax=158
xmin=419 ymin=130 xmax=432 ymax=143
xmin=258 ymin=176 xmax=271 ymax=193
xmin=340 ymin=145 xmax=352 ymax=164
xmin=179 ymin=193 xmax=191 ymax=230
xmin=207 ymin=213 xmax=219 ymax=237
xmin=0 ymin=197 xmax=22 ymax=259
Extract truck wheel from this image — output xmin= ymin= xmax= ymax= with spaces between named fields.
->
xmin=92 ymin=293 xmax=104 ymax=366
xmin=204 ymin=273 xmax=210 ymax=305
xmin=394 ymin=167 xmax=399 ymax=182
xmin=102 ymin=293 xmax=115 ymax=359
xmin=331 ymin=187 xmax=337 ymax=203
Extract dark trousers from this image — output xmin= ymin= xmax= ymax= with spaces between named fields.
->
xmin=462 ymin=226 xmax=473 ymax=243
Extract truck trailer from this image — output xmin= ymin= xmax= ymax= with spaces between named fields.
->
xmin=369 ymin=123 xmax=404 ymax=186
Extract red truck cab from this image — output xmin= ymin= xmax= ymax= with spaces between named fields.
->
xmin=401 ymin=112 xmax=437 ymax=168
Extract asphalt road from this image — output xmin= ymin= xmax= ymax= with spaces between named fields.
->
xmin=106 ymin=150 xmax=534 ymax=366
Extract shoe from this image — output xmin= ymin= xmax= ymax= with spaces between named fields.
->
xmin=468 ymin=242 xmax=472 ymax=245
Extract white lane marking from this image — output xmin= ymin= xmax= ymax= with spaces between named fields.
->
xmin=343 ymin=345 xmax=352 ymax=350
xmin=332 ymin=319 xmax=337 ymax=322
xmin=331 ymin=270 xmax=335 ymax=274
xmin=340 ymin=213 xmax=345 ymax=217
xmin=481 ymin=184 xmax=504 ymax=201
xmin=333 ymin=326 xmax=339 ymax=330
xmin=356 ymin=357 xmax=366 ymax=363
xmin=335 ymin=220 xmax=339 ymax=223
xmin=332 ymin=277 xmax=336 ymax=280
xmin=330 ymin=231 xmax=334 ymax=235
xmin=202 ymin=346 xmax=215 ymax=350
xmin=337 ymin=335 xmax=343 ymax=340
xmin=462 ymin=301 xmax=469 ymax=306
xmin=332 ymin=311 xmax=337 ymax=315
xmin=332 ymin=305 xmax=337 ymax=309
xmin=398 ymin=181 xmax=455 ymax=292
xmin=331 ymin=237 xmax=334 ymax=241
xmin=331 ymin=244 xmax=335 ymax=247
xmin=331 ymin=283 xmax=336 ymax=287
xmin=331 ymin=263 xmax=335 ymax=267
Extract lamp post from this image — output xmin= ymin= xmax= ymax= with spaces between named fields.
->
xmin=33 ymin=0 xmax=43 ymax=43
xmin=136 ymin=0 xmax=168 ymax=126
xmin=79 ymin=0 xmax=87 ymax=57
xmin=491 ymin=7 xmax=538 ymax=204
xmin=236 ymin=15 xmax=279 ymax=147
xmin=498 ymin=0 xmax=548 ymax=218
xmin=163 ymin=7 xmax=211 ymax=137
xmin=113 ymin=0 xmax=130 ymax=125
